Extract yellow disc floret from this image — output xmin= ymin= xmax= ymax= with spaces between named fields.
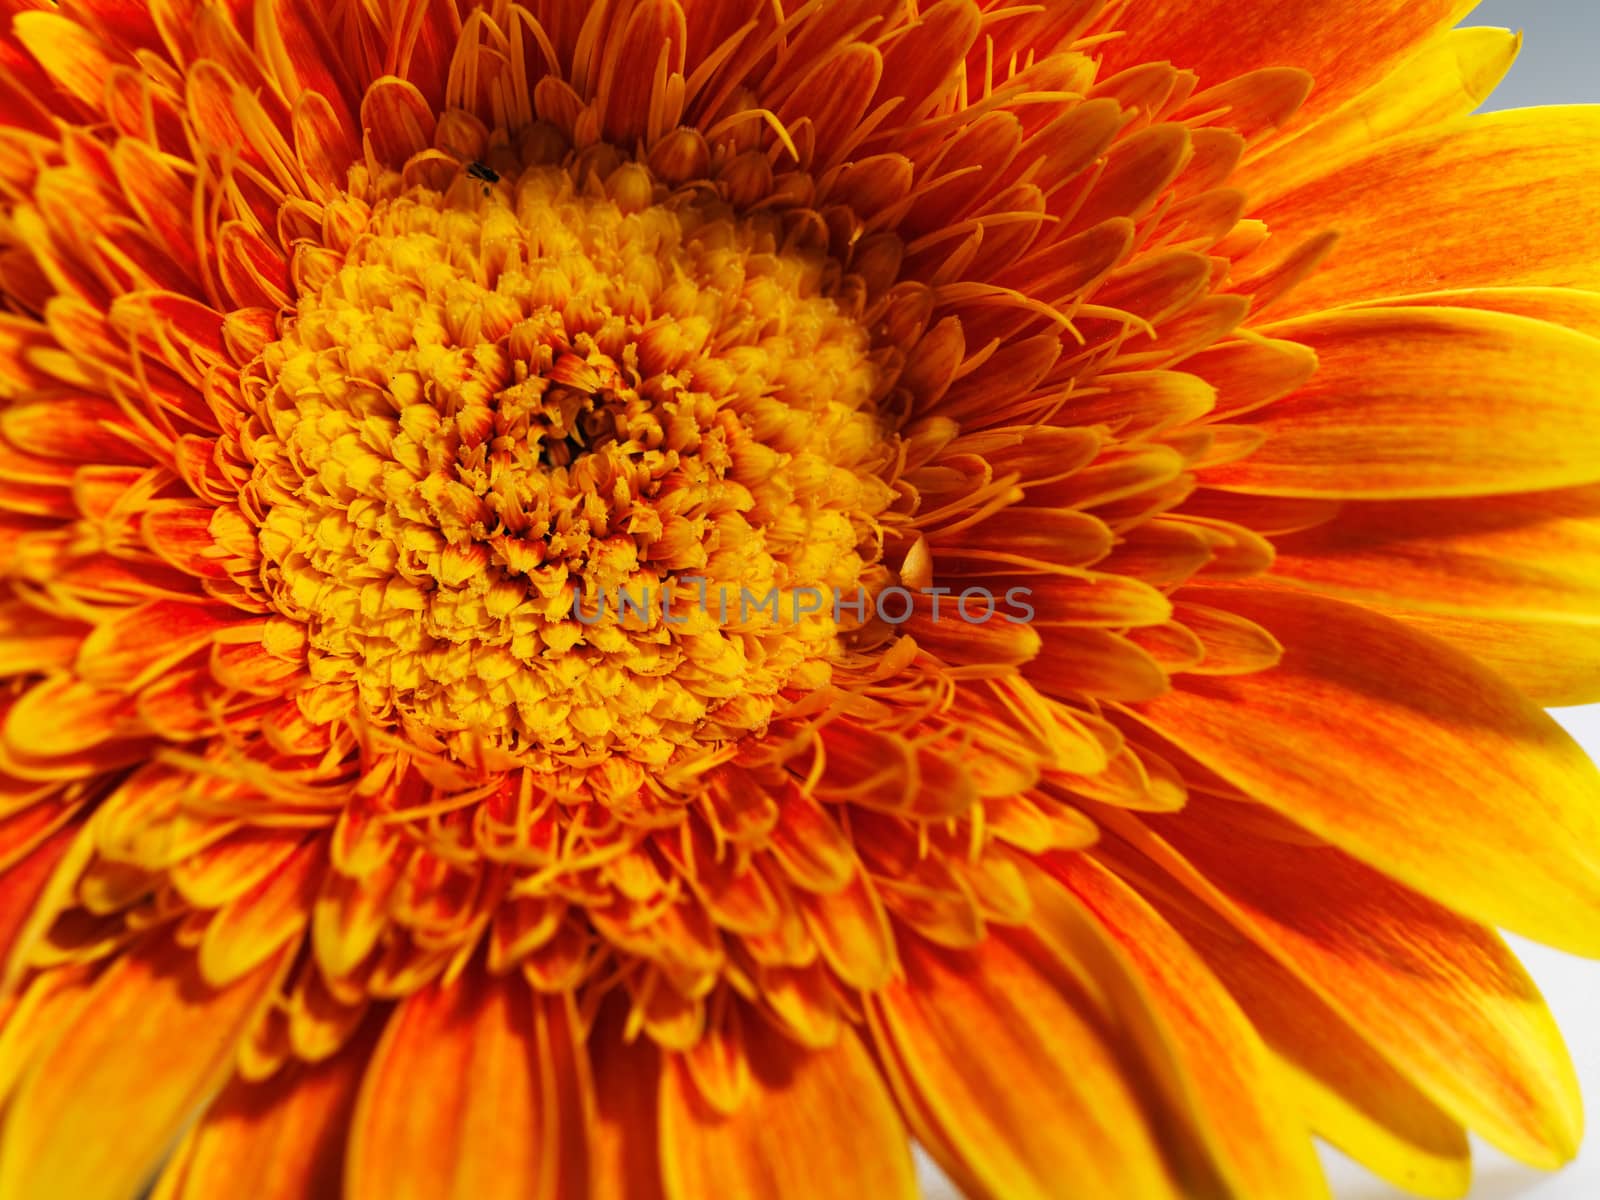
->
xmin=242 ymin=161 xmax=895 ymax=768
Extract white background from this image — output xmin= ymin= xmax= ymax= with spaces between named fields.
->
xmin=919 ymin=1 xmax=1600 ymax=1195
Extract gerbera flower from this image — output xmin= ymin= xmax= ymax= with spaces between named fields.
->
xmin=1 ymin=0 xmax=1597 ymax=1196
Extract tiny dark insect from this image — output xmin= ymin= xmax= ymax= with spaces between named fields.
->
xmin=466 ymin=161 xmax=499 ymax=183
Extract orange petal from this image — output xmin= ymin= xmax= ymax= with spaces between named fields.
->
xmin=157 ymin=1022 xmax=376 ymax=1200
xmin=198 ymin=837 xmax=321 ymax=985
xmin=1026 ymin=626 xmax=1171 ymax=702
xmin=0 ymin=813 xmax=79 ymax=969
xmin=347 ymin=976 xmax=587 ymax=1200
xmin=1023 ymin=570 xmax=1173 ymax=628
xmin=1107 ymin=796 xmax=1583 ymax=1168
xmin=1357 ymin=284 xmax=1600 ymax=340
xmin=2 ymin=675 xmax=140 ymax=762
xmin=1071 ymin=124 xmax=1191 ymax=231
xmin=294 ymin=88 xmax=362 ymax=197
xmin=1041 ymin=854 xmax=1330 ymax=1198
xmin=1260 ymin=107 xmax=1600 ymax=315
xmin=1208 ymin=307 xmax=1600 ymax=498
xmin=76 ymin=600 xmax=235 ymax=691
xmin=254 ymin=0 xmax=358 ymax=126
xmin=1242 ymin=26 xmax=1520 ymax=203
xmin=12 ymin=10 xmax=121 ymax=114
xmin=0 ymin=599 xmax=88 ymax=674
xmin=867 ymin=930 xmax=1181 ymax=1200
xmin=1381 ymin=607 xmax=1600 ymax=709
xmin=0 ymin=931 xmax=291 ymax=1200
xmin=1128 ymin=587 xmax=1600 ymax=956
xmin=1 ymin=395 xmax=144 ymax=466
xmin=1095 ymin=834 xmax=1473 ymax=1197
xmin=591 ymin=1005 xmax=666 ymax=1200
xmin=111 ymin=137 xmax=201 ymax=285
xmin=216 ymin=220 xmax=292 ymax=310
xmin=1168 ymin=598 xmax=1284 ymax=675
xmin=659 ymin=1020 xmax=918 ymax=1200
xmin=1183 ymin=336 xmax=1319 ymax=421
xmin=1269 ymin=485 xmax=1600 ymax=620
xmin=876 ymin=0 xmax=981 ymax=127
xmin=1099 ymin=0 xmax=1468 ymax=127
xmin=596 ymin=0 xmax=686 ymax=144
xmin=360 ymin=75 xmax=437 ymax=167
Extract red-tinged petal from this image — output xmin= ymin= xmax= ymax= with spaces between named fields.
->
xmin=1260 ymin=107 xmax=1600 ymax=315
xmin=347 ymin=976 xmax=584 ymax=1200
xmin=184 ymin=58 xmax=266 ymax=168
xmin=999 ymin=215 xmax=1132 ymax=311
xmin=0 ymin=600 xmax=88 ymax=674
xmin=1208 ymin=308 xmax=1600 ymax=498
xmin=793 ymin=870 xmax=894 ymax=990
xmin=293 ymin=88 xmax=361 ymax=198
xmin=1381 ymin=607 xmax=1600 ymax=709
xmin=1167 ymin=597 xmax=1284 ymax=675
xmin=745 ymin=962 xmax=839 ymax=1050
xmin=59 ymin=0 xmax=161 ymax=47
xmin=0 ymin=814 xmax=79 ymax=969
xmin=1071 ymin=124 xmax=1192 ymax=232
xmin=591 ymin=1007 xmax=666 ymax=1200
xmin=1100 ymin=1 xmax=1468 ymax=127
xmin=0 ymin=960 xmax=98 ymax=1105
xmin=76 ymin=600 xmax=235 ymax=691
xmin=1182 ymin=336 xmax=1319 ymax=421
xmin=876 ymin=0 xmax=981 ymax=125
xmin=1040 ymin=854 xmax=1330 ymax=1198
xmin=1046 ymin=742 xmax=1187 ymax=813
xmin=1358 ymin=284 xmax=1600 ymax=340
xmin=930 ymin=507 xmax=1112 ymax=569
xmin=0 ymin=931 xmax=291 ymax=1200
xmin=765 ymin=781 xmax=857 ymax=894
xmin=1108 ymin=797 xmax=1583 ymax=1169
xmin=1095 ymin=834 xmax=1474 ymax=1197
xmin=156 ymin=1021 xmax=375 ymax=1200
xmin=813 ymin=722 xmax=979 ymax=819
xmin=253 ymin=0 xmax=358 ymax=126
xmin=0 ymin=440 xmax=77 ymax=489
xmin=1242 ymin=27 xmax=1521 ymax=203
xmin=12 ymin=10 xmax=122 ymax=115
xmin=168 ymin=826 xmax=310 ymax=909
xmin=1026 ymin=626 xmax=1171 ymax=703
xmin=140 ymin=500 xmax=235 ymax=580
xmin=1021 ymin=570 xmax=1173 ymax=628
xmin=1177 ymin=68 xmax=1313 ymax=143
xmin=110 ymin=290 xmax=230 ymax=368
xmin=0 ymin=396 xmax=145 ymax=466
xmin=216 ymin=220 xmax=292 ymax=311
xmin=198 ymin=837 xmax=321 ymax=985
xmin=777 ymin=43 xmax=883 ymax=167
xmin=596 ymin=0 xmax=687 ymax=144
xmin=659 ymin=1020 xmax=918 ymax=1200
xmin=360 ymin=75 xmax=437 ymax=168
xmin=0 ymin=23 xmax=57 ymax=135
xmin=110 ymin=137 xmax=200 ymax=284
xmin=1129 ymin=587 xmax=1600 ymax=956
xmin=2 ymin=675 xmax=139 ymax=761
xmin=1062 ymin=370 xmax=1216 ymax=436
xmin=985 ymin=792 xmax=1100 ymax=854
xmin=1267 ymin=485 xmax=1600 ymax=621
xmin=867 ymin=929 xmax=1182 ymax=1200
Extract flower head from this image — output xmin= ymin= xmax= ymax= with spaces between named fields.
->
xmin=0 ymin=2 xmax=1598 ymax=1198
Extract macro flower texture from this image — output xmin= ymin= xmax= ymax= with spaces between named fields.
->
xmin=1 ymin=0 xmax=1599 ymax=1197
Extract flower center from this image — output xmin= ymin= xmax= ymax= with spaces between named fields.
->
xmin=242 ymin=159 xmax=895 ymax=768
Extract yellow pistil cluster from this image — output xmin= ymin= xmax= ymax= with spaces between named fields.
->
xmin=242 ymin=161 xmax=895 ymax=767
